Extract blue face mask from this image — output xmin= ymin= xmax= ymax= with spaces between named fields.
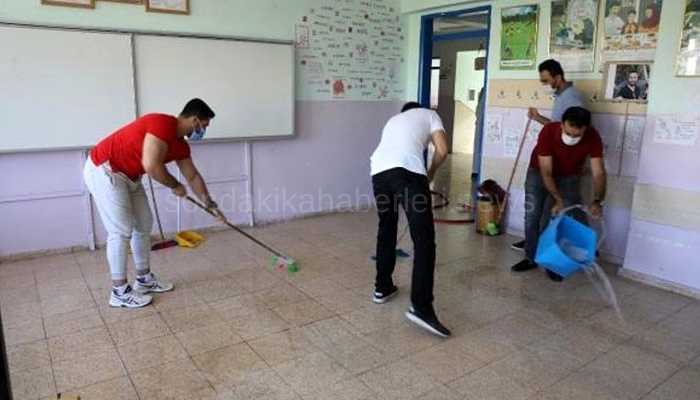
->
xmin=189 ymin=121 xmax=206 ymax=141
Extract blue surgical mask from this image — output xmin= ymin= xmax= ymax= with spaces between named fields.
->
xmin=189 ymin=122 xmax=206 ymax=141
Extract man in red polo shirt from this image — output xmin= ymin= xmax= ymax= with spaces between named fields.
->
xmin=83 ymin=98 xmax=223 ymax=308
xmin=511 ymin=106 xmax=607 ymax=281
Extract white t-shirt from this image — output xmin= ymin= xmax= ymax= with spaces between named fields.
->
xmin=370 ymin=108 xmax=445 ymax=176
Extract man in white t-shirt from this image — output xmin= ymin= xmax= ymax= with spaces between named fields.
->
xmin=369 ymin=102 xmax=451 ymax=338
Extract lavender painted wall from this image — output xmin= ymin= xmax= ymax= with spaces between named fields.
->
xmin=0 ymin=101 xmax=398 ymax=257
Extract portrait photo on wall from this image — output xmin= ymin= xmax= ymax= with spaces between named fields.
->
xmin=604 ymin=63 xmax=651 ymax=101
xmin=550 ymin=0 xmax=599 ymax=72
xmin=602 ymin=0 xmax=663 ymax=62
xmin=677 ymin=0 xmax=700 ymax=76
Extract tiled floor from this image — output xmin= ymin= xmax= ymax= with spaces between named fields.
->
xmin=2 ymin=211 xmax=700 ymax=400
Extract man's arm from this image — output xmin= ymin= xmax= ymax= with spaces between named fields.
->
xmin=528 ymin=108 xmax=551 ymax=125
xmin=142 ymin=134 xmax=184 ymax=195
xmin=589 ymin=157 xmax=607 ymax=218
xmin=176 ymin=158 xmax=226 ymax=220
xmin=538 ymin=155 xmax=564 ymax=214
xmin=427 ymin=130 xmax=448 ymax=181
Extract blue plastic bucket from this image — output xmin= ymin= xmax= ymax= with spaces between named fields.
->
xmin=535 ymin=214 xmax=597 ymax=278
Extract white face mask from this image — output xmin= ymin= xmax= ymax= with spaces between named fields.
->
xmin=542 ymin=85 xmax=556 ymax=96
xmin=561 ymin=133 xmax=582 ymax=146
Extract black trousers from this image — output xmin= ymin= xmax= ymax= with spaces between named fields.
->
xmin=372 ymin=167 xmax=436 ymax=312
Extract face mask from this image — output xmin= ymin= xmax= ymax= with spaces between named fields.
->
xmin=189 ymin=121 xmax=206 ymax=141
xmin=542 ymin=85 xmax=556 ymax=96
xmin=561 ymin=133 xmax=582 ymax=146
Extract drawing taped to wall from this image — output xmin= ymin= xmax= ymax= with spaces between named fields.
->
xmin=602 ymin=0 xmax=663 ymax=62
xmin=500 ymin=5 xmax=539 ymax=70
xmin=297 ymin=0 xmax=404 ymax=101
xmin=550 ymin=0 xmax=599 ymax=72
xmin=653 ymin=114 xmax=699 ymax=146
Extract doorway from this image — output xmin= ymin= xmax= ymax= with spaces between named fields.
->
xmin=419 ymin=7 xmax=491 ymax=219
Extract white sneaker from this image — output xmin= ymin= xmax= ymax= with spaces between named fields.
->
xmin=133 ymin=272 xmax=174 ymax=294
xmin=109 ymin=285 xmax=152 ymax=308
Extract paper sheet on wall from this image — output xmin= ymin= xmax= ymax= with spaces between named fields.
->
xmin=503 ymin=130 xmax=521 ymax=157
xmin=526 ymin=121 xmax=542 ymax=142
xmin=620 ymin=116 xmax=645 ymax=154
xmin=485 ymin=115 xmax=503 ymax=144
xmin=653 ymin=115 xmax=698 ymax=146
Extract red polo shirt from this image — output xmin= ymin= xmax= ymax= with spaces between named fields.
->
xmin=529 ymin=122 xmax=603 ymax=177
xmin=90 ymin=114 xmax=190 ymax=180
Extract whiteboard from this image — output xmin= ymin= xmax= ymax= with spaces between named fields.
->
xmin=134 ymin=35 xmax=295 ymax=140
xmin=0 ymin=25 xmax=136 ymax=152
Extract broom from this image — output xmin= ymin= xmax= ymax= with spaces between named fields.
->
xmin=185 ymin=196 xmax=298 ymax=272
xmin=497 ymin=117 xmax=533 ymax=228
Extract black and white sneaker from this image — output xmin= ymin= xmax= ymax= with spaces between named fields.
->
xmin=109 ymin=285 xmax=152 ymax=308
xmin=372 ymin=285 xmax=398 ymax=304
xmin=510 ymin=240 xmax=525 ymax=252
xmin=133 ymin=272 xmax=174 ymax=294
xmin=405 ymin=306 xmax=451 ymax=338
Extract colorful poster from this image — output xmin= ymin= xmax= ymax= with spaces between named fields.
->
xmin=602 ymin=0 xmax=663 ymax=62
xmin=500 ymin=5 xmax=539 ymax=70
xmin=676 ymin=0 xmax=700 ymax=76
xmin=550 ymin=0 xmax=599 ymax=72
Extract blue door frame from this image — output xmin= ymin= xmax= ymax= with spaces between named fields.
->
xmin=418 ymin=6 xmax=491 ymax=182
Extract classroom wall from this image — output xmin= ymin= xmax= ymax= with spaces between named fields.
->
xmin=401 ymin=0 xmax=700 ymax=295
xmin=455 ymin=50 xmax=485 ymax=111
xmin=0 ymin=0 xmax=403 ymax=257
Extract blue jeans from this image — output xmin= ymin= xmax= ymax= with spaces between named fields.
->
xmin=524 ymin=168 xmax=586 ymax=262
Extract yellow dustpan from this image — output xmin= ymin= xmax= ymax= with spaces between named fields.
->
xmin=175 ymin=231 xmax=205 ymax=248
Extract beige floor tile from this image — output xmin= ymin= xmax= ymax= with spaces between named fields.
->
xmin=475 ymin=314 xmax=555 ymax=348
xmin=274 ymin=352 xmax=351 ymax=398
xmin=40 ymin=288 xmax=96 ymax=317
xmin=4 ymin=317 xmax=45 ymax=346
xmin=248 ymin=329 xmax=316 ymax=366
xmin=359 ymin=358 xmax=441 ymax=400
xmin=301 ymin=377 xmax=373 ymax=400
xmin=1 ymin=301 xmax=43 ymax=328
xmin=642 ymin=367 xmax=700 ymax=400
xmin=56 ymin=376 xmax=138 ymax=400
xmin=48 ymin=326 xmax=113 ymax=362
xmin=413 ymin=385 xmax=462 ymax=400
xmin=318 ymin=335 xmax=389 ymax=374
xmin=117 ymin=334 xmax=189 ymax=373
xmin=630 ymin=321 xmax=700 ymax=364
xmin=448 ymin=366 xmax=533 ymax=400
xmin=526 ymin=322 xmax=625 ymax=364
xmin=228 ymin=309 xmax=290 ymax=340
xmin=160 ymin=303 xmax=224 ymax=333
xmin=97 ymin=301 xmax=157 ymax=324
xmin=0 ymin=285 xmax=40 ymax=307
xmin=37 ymin=277 xmax=89 ymax=301
xmin=43 ymin=306 xmax=104 ymax=338
xmin=252 ymin=283 xmax=309 ymax=309
xmin=272 ymin=299 xmax=335 ymax=326
xmin=152 ymin=287 xmax=206 ymax=312
xmin=131 ymin=358 xmax=216 ymax=400
xmin=10 ymin=362 xmax=55 ymax=400
xmin=314 ymin=289 xmax=370 ymax=314
xmin=213 ymin=368 xmax=300 ymax=400
xmin=211 ymin=293 xmax=267 ymax=320
xmin=175 ymin=321 xmax=243 ymax=356
xmin=107 ymin=314 xmax=170 ymax=346
xmin=193 ymin=343 xmax=268 ymax=387
xmin=7 ymin=339 xmax=51 ymax=372
xmin=228 ymin=268 xmax=281 ymax=293
xmin=53 ymin=347 xmax=125 ymax=393
xmin=409 ymin=341 xmax=487 ymax=384
xmin=190 ymin=276 xmax=248 ymax=303
xmin=340 ymin=304 xmax=405 ymax=335
xmin=364 ymin=320 xmax=444 ymax=357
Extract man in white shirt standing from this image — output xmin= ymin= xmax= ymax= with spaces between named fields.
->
xmin=369 ymin=102 xmax=451 ymax=338
xmin=604 ymin=2 xmax=625 ymax=36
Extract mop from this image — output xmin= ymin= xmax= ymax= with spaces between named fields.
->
xmin=148 ymin=176 xmax=178 ymax=251
xmin=185 ymin=196 xmax=298 ymax=272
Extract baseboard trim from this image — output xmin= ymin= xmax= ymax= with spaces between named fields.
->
xmin=619 ymin=268 xmax=700 ymax=300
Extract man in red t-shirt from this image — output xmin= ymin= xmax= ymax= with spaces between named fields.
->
xmin=83 ymin=98 xmax=224 ymax=308
xmin=511 ymin=107 xmax=607 ymax=281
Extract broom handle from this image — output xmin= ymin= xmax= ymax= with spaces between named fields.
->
xmin=185 ymin=196 xmax=285 ymax=258
xmin=499 ymin=118 xmax=533 ymax=218
xmin=147 ymin=176 xmax=167 ymax=241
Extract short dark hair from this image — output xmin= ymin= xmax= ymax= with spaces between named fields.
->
xmin=562 ymin=106 xmax=591 ymax=128
xmin=538 ymin=59 xmax=564 ymax=79
xmin=180 ymin=98 xmax=215 ymax=120
xmin=628 ymin=10 xmax=637 ymax=16
xmin=401 ymin=102 xmax=422 ymax=112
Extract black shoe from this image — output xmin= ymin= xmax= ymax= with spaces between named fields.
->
xmin=405 ymin=306 xmax=451 ymax=338
xmin=511 ymin=259 xmax=538 ymax=272
xmin=372 ymin=285 xmax=398 ymax=304
xmin=546 ymin=270 xmax=564 ymax=282
xmin=510 ymin=240 xmax=525 ymax=252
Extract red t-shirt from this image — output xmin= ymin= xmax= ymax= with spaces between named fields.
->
xmin=90 ymin=114 xmax=190 ymax=180
xmin=529 ymin=122 xmax=603 ymax=177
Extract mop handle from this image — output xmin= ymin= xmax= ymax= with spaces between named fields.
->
xmin=147 ymin=176 xmax=167 ymax=241
xmin=500 ymin=118 xmax=533 ymax=216
xmin=185 ymin=196 xmax=286 ymax=259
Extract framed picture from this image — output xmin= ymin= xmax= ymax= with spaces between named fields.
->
xmin=601 ymin=0 xmax=663 ymax=62
xmin=676 ymin=0 xmax=700 ymax=76
xmin=500 ymin=4 xmax=539 ymax=70
xmin=41 ymin=0 xmax=95 ymax=8
xmin=101 ymin=0 xmax=143 ymax=3
xmin=146 ymin=0 xmax=189 ymax=14
xmin=604 ymin=62 xmax=652 ymax=101
xmin=549 ymin=0 xmax=599 ymax=72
